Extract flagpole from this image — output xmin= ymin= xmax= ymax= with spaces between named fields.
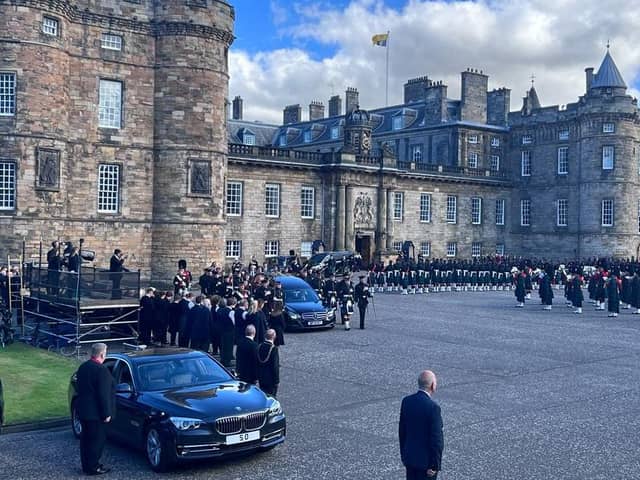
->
xmin=385 ymin=30 xmax=390 ymax=106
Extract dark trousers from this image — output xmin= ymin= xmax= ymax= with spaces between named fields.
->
xmin=220 ymin=330 xmax=234 ymax=367
xmin=406 ymin=467 xmax=437 ymax=480
xmin=358 ymin=305 xmax=367 ymax=329
xmin=111 ymin=275 xmax=122 ymax=299
xmin=260 ymin=383 xmax=278 ymax=397
xmin=169 ymin=330 xmax=178 ymax=346
xmin=139 ymin=318 xmax=152 ymax=344
xmin=80 ymin=420 xmax=107 ymax=474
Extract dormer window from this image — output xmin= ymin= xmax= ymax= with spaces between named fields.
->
xmin=278 ymin=134 xmax=286 ymax=147
xmin=243 ymin=133 xmax=255 ymax=146
xmin=392 ymin=116 xmax=403 ymax=130
xmin=303 ymin=131 xmax=312 ymax=143
xmin=330 ymin=126 xmax=340 ymax=139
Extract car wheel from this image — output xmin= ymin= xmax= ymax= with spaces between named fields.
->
xmin=145 ymin=427 xmax=175 ymax=472
xmin=71 ymin=401 xmax=82 ymax=439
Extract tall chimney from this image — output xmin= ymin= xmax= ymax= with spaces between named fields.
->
xmin=585 ymin=67 xmax=594 ymax=92
xmin=232 ymin=95 xmax=243 ymax=120
xmin=309 ymin=101 xmax=325 ymax=121
xmin=328 ymin=95 xmax=342 ymax=117
xmin=283 ymin=104 xmax=302 ymax=125
xmin=345 ymin=87 xmax=359 ymax=114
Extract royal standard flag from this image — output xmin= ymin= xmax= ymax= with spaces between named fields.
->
xmin=372 ymin=33 xmax=389 ymax=47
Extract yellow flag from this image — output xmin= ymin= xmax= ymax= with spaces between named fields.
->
xmin=372 ymin=33 xmax=389 ymax=47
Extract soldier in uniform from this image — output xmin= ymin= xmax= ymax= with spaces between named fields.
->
xmin=354 ymin=275 xmax=372 ymax=330
xmin=336 ymin=274 xmax=354 ymax=330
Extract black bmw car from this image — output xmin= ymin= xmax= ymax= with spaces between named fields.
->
xmin=68 ymin=348 xmax=286 ymax=472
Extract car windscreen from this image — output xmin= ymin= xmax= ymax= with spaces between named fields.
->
xmin=136 ymin=356 xmax=233 ymax=391
xmin=284 ymin=286 xmax=320 ymax=303
xmin=308 ymin=253 xmax=328 ymax=266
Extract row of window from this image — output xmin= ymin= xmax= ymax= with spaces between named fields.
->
xmin=467 ymin=152 xmax=500 ymax=171
xmin=0 ymin=161 xmax=120 ymax=212
xmin=392 ymin=193 xmax=506 ymax=226
xmin=467 ymin=135 xmax=501 ymax=147
xmin=1 ymin=73 xmax=124 ymax=129
xmin=521 ymin=146 xmax=616 ymax=176
xmin=519 ymin=199 xmax=615 ymax=227
xmin=226 ymin=182 xmax=315 ymax=219
xmin=225 ymin=239 xmax=506 ymax=259
xmin=40 ymin=15 xmax=124 ymax=51
xmin=519 ymin=123 xmax=614 ymax=145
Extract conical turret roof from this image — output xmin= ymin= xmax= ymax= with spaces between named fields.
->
xmin=591 ymin=51 xmax=627 ymax=89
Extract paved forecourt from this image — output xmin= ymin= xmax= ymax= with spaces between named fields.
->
xmin=1 ymin=289 xmax=640 ymax=480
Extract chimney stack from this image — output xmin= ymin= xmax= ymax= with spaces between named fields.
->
xmin=328 ymin=95 xmax=342 ymax=117
xmin=283 ymin=104 xmax=302 ymax=125
xmin=585 ymin=67 xmax=594 ymax=92
xmin=345 ymin=87 xmax=359 ymax=114
xmin=309 ymin=101 xmax=325 ymax=121
xmin=232 ymin=95 xmax=243 ymax=120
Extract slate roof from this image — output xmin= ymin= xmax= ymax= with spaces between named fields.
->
xmin=228 ymin=120 xmax=280 ymax=146
xmin=591 ymin=51 xmax=627 ymax=89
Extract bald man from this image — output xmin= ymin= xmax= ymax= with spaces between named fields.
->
xmin=399 ymin=370 xmax=444 ymax=479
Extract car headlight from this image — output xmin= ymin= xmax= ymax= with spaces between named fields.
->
xmin=169 ymin=417 xmax=203 ymax=431
xmin=288 ymin=311 xmax=300 ymax=320
xmin=327 ymin=309 xmax=335 ymax=318
xmin=268 ymin=399 xmax=283 ymax=417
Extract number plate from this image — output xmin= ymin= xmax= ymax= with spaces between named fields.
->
xmin=225 ymin=430 xmax=260 ymax=445
xmin=307 ymin=320 xmax=323 ymax=326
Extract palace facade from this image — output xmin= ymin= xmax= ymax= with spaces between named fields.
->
xmin=1 ymin=0 xmax=639 ymax=280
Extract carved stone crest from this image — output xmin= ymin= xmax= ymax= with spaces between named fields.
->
xmin=36 ymin=148 xmax=60 ymax=190
xmin=189 ymin=160 xmax=211 ymax=195
xmin=354 ymin=193 xmax=374 ymax=227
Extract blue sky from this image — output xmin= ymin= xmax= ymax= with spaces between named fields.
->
xmin=228 ymin=0 xmax=640 ymax=124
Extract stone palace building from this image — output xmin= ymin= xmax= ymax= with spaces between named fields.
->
xmin=1 ymin=0 xmax=640 ymax=280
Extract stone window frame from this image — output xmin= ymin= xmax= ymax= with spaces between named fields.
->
xmin=243 ymin=132 xmax=256 ymax=146
xmin=0 ymin=159 xmax=17 ymax=212
xmin=300 ymin=241 xmax=313 ymax=258
xmin=419 ymin=241 xmax=431 ymax=257
xmin=521 ymin=151 xmax=532 ymax=177
xmin=35 ymin=147 xmax=61 ymax=191
xmin=602 ymin=145 xmax=615 ymax=170
xmin=467 ymin=135 xmax=478 ymax=144
xmin=187 ymin=159 xmax=212 ymax=198
xmin=520 ymin=199 xmax=531 ymax=227
xmin=490 ymin=137 xmax=500 ymax=148
xmin=557 ymin=199 xmax=568 ymax=227
xmin=521 ymin=134 xmax=533 ymax=145
xmin=558 ymin=128 xmax=570 ymax=141
xmin=264 ymin=240 xmax=279 ymax=258
xmin=557 ymin=147 xmax=569 ymax=175
xmin=471 ymin=197 xmax=482 ymax=225
xmin=446 ymin=242 xmax=457 ymax=257
xmin=42 ymin=16 xmax=60 ymax=36
xmin=300 ymin=186 xmax=315 ymax=219
xmin=98 ymin=78 xmax=124 ymax=129
xmin=97 ymin=163 xmax=121 ymax=214
xmin=468 ymin=152 xmax=479 ymax=169
xmin=490 ymin=154 xmax=500 ymax=171
xmin=101 ymin=33 xmax=123 ymax=51
xmin=495 ymin=243 xmax=505 ymax=256
xmin=392 ymin=241 xmax=403 ymax=252
xmin=601 ymin=199 xmax=614 ymax=227
xmin=265 ymin=183 xmax=281 ymax=218
xmin=225 ymin=180 xmax=243 ymax=216
xmin=392 ymin=191 xmax=404 ymax=221
xmin=225 ymin=240 xmax=242 ymax=259
xmin=495 ymin=199 xmax=505 ymax=226
xmin=602 ymin=122 xmax=615 ymax=134
xmin=446 ymin=195 xmax=457 ymax=224
xmin=0 ymin=72 xmax=16 ymax=117
xmin=471 ymin=242 xmax=482 ymax=258
xmin=419 ymin=193 xmax=431 ymax=223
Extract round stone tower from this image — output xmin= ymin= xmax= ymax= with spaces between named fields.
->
xmin=151 ymin=0 xmax=235 ymax=281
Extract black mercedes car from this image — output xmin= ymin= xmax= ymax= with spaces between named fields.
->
xmin=68 ymin=348 xmax=285 ymax=472
xmin=275 ymin=275 xmax=336 ymax=330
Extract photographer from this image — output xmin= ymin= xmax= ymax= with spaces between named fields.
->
xmin=109 ymin=249 xmax=128 ymax=300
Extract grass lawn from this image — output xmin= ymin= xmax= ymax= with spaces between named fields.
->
xmin=0 ymin=342 xmax=80 ymax=425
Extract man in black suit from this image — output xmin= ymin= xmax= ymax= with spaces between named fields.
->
xmin=76 ymin=343 xmax=115 ymax=476
xmin=257 ymin=329 xmax=280 ymax=397
xmin=189 ymin=295 xmax=212 ymax=352
xmin=46 ymin=241 xmax=63 ymax=295
xmin=399 ymin=370 xmax=444 ymax=480
xmin=236 ymin=324 xmax=259 ymax=384
xmin=109 ymin=249 xmax=128 ymax=299
xmin=139 ymin=288 xmax=155 ymax=345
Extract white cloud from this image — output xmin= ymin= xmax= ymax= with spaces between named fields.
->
xmin=230 ymin=0 xmax=640 ymax=124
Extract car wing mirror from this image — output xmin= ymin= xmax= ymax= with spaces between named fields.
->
xmin=116 ymin=383 xmax=133 ymax=394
